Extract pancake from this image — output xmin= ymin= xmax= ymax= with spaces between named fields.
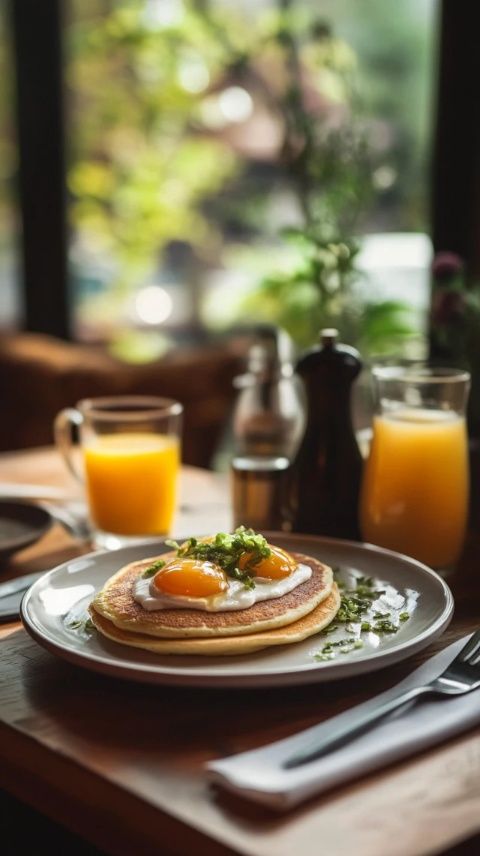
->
xmin=92 ymin=550 xmax=333 ymax=639
xmin=89 ymin=584 xmax=341 ymax=656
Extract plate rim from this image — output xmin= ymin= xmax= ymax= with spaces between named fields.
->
xmin=20 ymin=534 xmax=454 ymax=688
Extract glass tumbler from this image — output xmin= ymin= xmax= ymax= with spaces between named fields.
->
xmin=360 ymin=367 xmax=470 ymax=570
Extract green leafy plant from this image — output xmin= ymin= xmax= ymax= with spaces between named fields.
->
xmin=68 ymin=1 xmax=239 ymax=310
xmin=234 ymin=2 xmax=414 ymax=352
xmin=67 ymin=0 xmax=415 ymax=354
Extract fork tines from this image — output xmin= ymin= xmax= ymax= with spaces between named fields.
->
xmin=459 ymin=631 xmax=480 ymax=665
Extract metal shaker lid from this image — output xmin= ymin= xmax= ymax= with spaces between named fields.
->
xmin=320 ymin=328 xmax=339 ymax=347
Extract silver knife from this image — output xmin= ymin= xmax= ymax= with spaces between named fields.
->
xmin=0 ymin=571 xmax=47 ymax=599
xmin=0 ymin=482 xmax=78 ymax=502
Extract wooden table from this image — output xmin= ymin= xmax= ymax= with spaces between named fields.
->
xmin=1 ymin=447 xmax=480 ymax=856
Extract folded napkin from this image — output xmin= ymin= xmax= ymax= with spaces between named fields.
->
xmin=207 ymin=635 xmax=479 ymax=810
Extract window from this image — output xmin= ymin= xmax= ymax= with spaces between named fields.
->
xmin=0 ymin=3 xmax=21 ymax=331
xmin=65 ymin=1 xmax=439 ymax=358
xmin=1 ymin=0 xmax=427 ymax=358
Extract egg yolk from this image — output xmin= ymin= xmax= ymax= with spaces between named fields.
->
xmin=153 ymin=559 xmax=228 ymax=597
xmin=239 ymin=546 xmax=297 ymax=579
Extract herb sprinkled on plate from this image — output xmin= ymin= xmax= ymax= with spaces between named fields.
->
xmin=315 ymin=573 xmax=411 ymax=661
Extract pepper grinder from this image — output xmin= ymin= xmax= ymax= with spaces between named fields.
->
xmin=292 ymin=328 xmax=362 ymax=539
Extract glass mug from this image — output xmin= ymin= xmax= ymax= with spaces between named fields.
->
xmin=55 ymin=396 xmax=183 ymax=549
xmin=360 ymin=367 xmax=470 ymax=571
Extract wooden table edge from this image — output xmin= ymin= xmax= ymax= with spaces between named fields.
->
xmin=0 ymin=720 xmax=242 ymax=856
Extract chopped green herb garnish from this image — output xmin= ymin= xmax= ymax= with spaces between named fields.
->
xmin=345 ymin=623 xmax=358 ymax=634
xmin=315 ymin=572 xmax=410 ymax=661
xmin=322 ymin=622 xmax=339 ymax=635
xmin=68 ymin=617 xmax=96 ymax=632
xmin=165 ymin=526 xmax=271 ymax=590
xmin=356 ymin=575 xmax=374 ymax=587
xmin=372 ymin=619 xmax=398 ymax=634
xmin=142 ymin=559 xmax=166 ymax=578
xmin=315 ymin=637 xmax=364 ymax=660
xmin=229 ymin=567 xmax=256 ymax=590
xmin=340 ymin=639 xmax=364 ymax=654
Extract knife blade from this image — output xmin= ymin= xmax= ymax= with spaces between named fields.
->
xmin=0 ymin=570 xmax=46 ymax=599
xmin=0 ymin=482 xmax=78 ymax=502
xmin=0 ymin=589 xmax=28 ymax=622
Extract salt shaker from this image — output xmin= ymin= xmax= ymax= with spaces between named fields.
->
xmin=231 ymin=328 xmax=306 ymax=531
xmin=292 ymin=328 xmax=362 ymax=539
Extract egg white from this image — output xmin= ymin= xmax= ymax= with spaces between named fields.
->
xmin=133 ymin=563 xmax=312 ymax=612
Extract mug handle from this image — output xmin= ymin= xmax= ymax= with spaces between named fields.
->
xmin=54 ymin=408 xmax=84 ymax=483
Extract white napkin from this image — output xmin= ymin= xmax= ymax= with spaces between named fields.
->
xmin=207 ymin=635 xmax=480 ymax=810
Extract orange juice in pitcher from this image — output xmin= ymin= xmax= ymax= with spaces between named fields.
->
xmin=360 ymin=368 xmax=470 ymax=570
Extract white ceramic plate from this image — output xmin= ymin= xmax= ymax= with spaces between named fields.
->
xmin=21 ymin=534 xmax=454 ymax=688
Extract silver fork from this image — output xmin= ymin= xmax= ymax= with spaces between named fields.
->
xmin=283 ymin=630 xmax=480 ymax=769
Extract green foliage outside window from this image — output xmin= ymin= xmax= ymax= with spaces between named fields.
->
xmin=68 ymin=1 xmax=237 ymax=307
xmin=67 ymin=0 xmax=430 ymax=353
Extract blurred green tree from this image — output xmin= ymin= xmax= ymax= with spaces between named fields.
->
xmin=67 ymin=0 xmax=428 ymax=353
xmin=68 ymin=0 xmax=238 ymax=321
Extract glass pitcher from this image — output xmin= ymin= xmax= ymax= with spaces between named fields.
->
xmin=360 ymin=366 xmax=470 ymax=570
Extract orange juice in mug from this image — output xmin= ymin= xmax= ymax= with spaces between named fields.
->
xmin=360 ymin=367 xmax=470 ymax=570
xmin=55 ymin=397 xmax=182 ymax=549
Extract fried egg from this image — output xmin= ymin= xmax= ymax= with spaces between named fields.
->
xmin=92 ymin=550 xmax=334 ymax=638
xmin=133 ymin=546 xmax=312 ymax=612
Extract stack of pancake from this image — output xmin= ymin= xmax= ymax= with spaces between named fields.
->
xmin=89 ymin=547 xmax=340 ymax=656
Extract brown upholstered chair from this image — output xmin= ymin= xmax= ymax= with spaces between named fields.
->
xmin=0 ymin=334 xmax=243 ymax=468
